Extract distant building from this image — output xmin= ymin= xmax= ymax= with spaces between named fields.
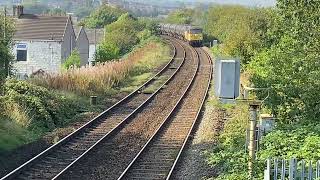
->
xmin=74 ymin=26 xmax=89 ymax=66
xmin=12 ymin=5 xmax=89 ymax=77
xmin=87 ymin=29 xmax=104 ymax=64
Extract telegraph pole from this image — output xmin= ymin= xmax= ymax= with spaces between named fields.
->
xmin=3 ymin=6 xmax=10 ymax=77
xmin=3 ymin=6 xmax=6 ymax=42
xmin=248 ymin=102 xmax=260 ymax=179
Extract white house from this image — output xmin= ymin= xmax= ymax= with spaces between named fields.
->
xmin=12 ymin=5 xmax=89 ymax=77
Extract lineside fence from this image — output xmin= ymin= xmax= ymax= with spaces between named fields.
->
xmin=264 ymin=158 xmax=320 ymax=180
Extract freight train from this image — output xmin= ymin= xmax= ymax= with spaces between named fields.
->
xmin=159 ymin=23 xmax=203 ymax=47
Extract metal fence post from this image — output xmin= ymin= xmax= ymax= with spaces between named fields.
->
xmin=301 ymin=160 xmax=305 ymax=179
xmin=264 ymin=159 xmax=271 ymax=180
xmin=281 ymin=160 xmax=286 ymax=180
xmin=316 ymin=160 xmax=320 ymax=178
xmin=274 ymin=159 xmax=278 ymax=180
xmin=289 ymin=158 xmax=296 ymax=180
xmin=308 ymin=161 xmax=313 ymax=180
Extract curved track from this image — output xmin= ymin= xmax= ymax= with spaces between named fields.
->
xmin=58 ymin=37 xmax=199 ymax=179
xmin=118 ymin=44 xmax=212 ymax=180
xmin=1 ymin=37 xmax=212 ymax=180
xmin=1 ymin=38 xmax=185 ymax=180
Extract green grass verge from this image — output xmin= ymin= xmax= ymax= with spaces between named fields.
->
xmin=0 ymin=117 xmax=39 ymax=152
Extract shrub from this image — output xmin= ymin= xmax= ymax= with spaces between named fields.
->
xmin=3 ymin=79 xmax=78 ymax=132
xmin=95 ymin=43 xmax=120 ymax=62
xmin=63 ymin=50 xmax=81 ymax=70
xmin=206 ymin=102 xmax=249 ymax=179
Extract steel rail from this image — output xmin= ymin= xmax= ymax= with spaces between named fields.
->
xmin=1 ymin=38 xmax=183 ymax=180
xmin=117 ymin=39 xmax=201 ymax=180
xmin=52 ymin=39 xmax=187 ymax=180
xmin=166 ymin=47 xmax=213 ymax=180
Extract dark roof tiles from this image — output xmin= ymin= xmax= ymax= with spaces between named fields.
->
xmin=14 ymin=14 xmax=70 ymax=41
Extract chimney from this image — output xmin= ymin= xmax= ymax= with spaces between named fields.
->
xmin=17 ymin=5 xmax=24 ymax=18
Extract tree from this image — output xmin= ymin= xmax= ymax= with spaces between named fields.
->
xmin=0 ymin=13 xmax=14 ymax=83
xmin=95 ymin=43 xmax=120 ymax=62
xmin=63 ymin=50 xmax=81 ymax=70
xmin=165 ymin=9 xmax=195 ymax=24
xmin=205 ymin=6 xmax=273 ymax=65
xmin=249 ymin=0 xmax=320 ymax=122
xmin=104 ymin=13 xmax=142 ymax=54
xmin=81 ymin=5 xmax=126 ymax=28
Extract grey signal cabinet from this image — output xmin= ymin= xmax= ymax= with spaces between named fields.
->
xmin=215 ymin=59 xmax=240 ymax=99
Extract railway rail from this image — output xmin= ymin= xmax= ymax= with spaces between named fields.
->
xmin=59 ymin=38 xmax=199 ymax=179
xmin=1 ymin=38 xmax=186 ymax=180
xmin=1 ymin=37 xmax=212 ymax=180
xmin=118 ymin=45 xmax=212 ymax=180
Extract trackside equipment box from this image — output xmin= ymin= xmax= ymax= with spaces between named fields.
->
xmin=215 ymin=59 xmax=240 ymax=99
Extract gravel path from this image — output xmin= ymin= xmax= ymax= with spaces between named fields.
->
xmin=172 ymin=47 xmax=225 ymax=180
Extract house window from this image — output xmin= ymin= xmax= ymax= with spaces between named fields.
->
xmin=16 ymin=43 xmax=27 ymax=61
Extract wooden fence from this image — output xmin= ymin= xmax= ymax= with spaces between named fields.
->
xmin=264 ymin=158 xmax=320 ymax=180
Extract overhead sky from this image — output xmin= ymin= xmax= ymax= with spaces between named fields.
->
xmin=191 ymin=0 xmax=277 ymax=7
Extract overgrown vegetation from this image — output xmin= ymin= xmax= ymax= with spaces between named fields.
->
xmin=0 ymin=13 xmax=14 ymax=83
xmin=0 ymin=5 xmax=171 ymax=153
xmin=164 ymin=0 xmax=320 ymax=178
xmin=165 ymin=9 xmax=195 ymax=24
xmin=206 ymin=100 xmax=249 ymax=180
xmin=95 ymin=13 xmax=158 ymax=62
xmin=80 ymin=5 xmax=126 ymax=28
xmin=62 ymin=50 xmax=81 ymax=70
xmin=0 ymin=38 xmax=170 ymax=152
xmin=32 ymin=38 xmax=170 ymax=95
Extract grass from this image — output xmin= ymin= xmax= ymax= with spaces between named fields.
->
xmin=142 ymin=75 xmax=169 ymax=94
xmin=0 ymin=117 xmax=38 ymax=152
xmin=31 ymin=39 xmax=171 ymax=96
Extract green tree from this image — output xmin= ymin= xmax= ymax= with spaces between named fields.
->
xmin=165 ymin=9 xmax=195 ymax=24
xmin=205 ymin=6 xmax=273 ymax=65
xmin=249 ymin=0 xmax=320 ymax=122
xmin=63 ymin=50 xmax=81 ymax=70
xmin=95 ymin=43 xmax=120 ymax=62
xmin=0 ymin=13 xmax=14 ymax=83
xmin=104 ymin=13 xmax=142 ymax=54
xmin=81 ymin=5 xmax=126 ymax=28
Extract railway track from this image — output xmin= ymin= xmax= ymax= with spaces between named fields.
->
xmin=118 ymin=45 xmax=212 ymax=180
xmin=0 ymin=38 xmax=186 ymax=180
xmin=59 ymin=38 xmax=199 ymax=179
xmin=1 ymin=37 xmax=211 ymax=180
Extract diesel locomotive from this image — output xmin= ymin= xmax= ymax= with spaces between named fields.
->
xmin=159 ymin=23 xmax=203 ymax=46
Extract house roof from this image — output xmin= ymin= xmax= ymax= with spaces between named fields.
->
xmin=14 ymin=14 xmax=71 ymax=41
xmin=74 ymin=27 xmax=104 ymax=44
xmin=75 ymin=26 xmax=89 ymax=42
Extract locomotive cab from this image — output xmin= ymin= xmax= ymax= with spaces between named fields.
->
xmin=186 ymin=28 xmax=203 ymax=47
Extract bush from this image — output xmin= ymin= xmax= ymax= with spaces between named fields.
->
xmin=63 ymin=50 xmax=81 ymax=70
xmin=95 ymin=43 xmax=120 ymax=62
xmin=206 ymin=102 xmax=249 ymax=179
xmin=258 ymin=123 xmax=320 ymax=161
xmin=2 ymin=79 xmax=78 ymax=132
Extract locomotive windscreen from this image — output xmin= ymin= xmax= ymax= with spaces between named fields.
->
xmin=190 ymin=29 xmax=202 ymax=34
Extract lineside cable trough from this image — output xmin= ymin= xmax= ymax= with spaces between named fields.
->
xmin=214 ymin=58 xmax=273 ymax=179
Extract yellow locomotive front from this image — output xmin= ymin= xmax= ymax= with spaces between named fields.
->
xmin=185 ymin=28 xmax=203 ymax=46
